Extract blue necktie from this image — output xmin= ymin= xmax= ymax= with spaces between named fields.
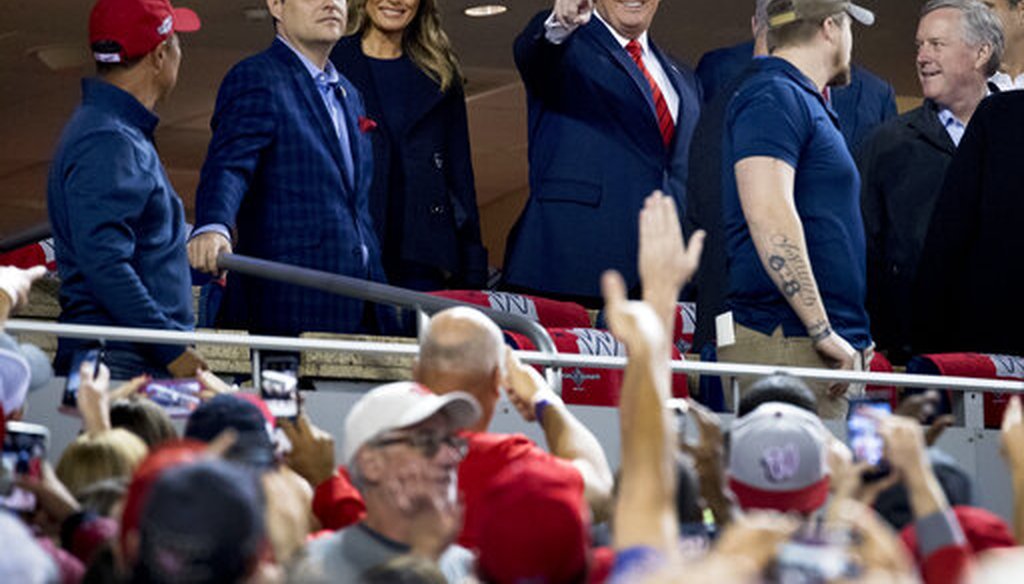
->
xmin=317 ymin=78 xmax=355 ymax=186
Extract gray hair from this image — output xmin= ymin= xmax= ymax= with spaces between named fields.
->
xmin=922 ymin=0 xmax=1005 ymax=76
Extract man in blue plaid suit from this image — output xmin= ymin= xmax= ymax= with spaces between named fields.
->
xmin=189 ymin=0 xmax=385 ymax=336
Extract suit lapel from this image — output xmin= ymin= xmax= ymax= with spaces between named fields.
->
xmin=272 ymin=39 xmax=354 ymax=193
xmin=582 ymin=20 xmax=665 ymax=153
xmin=584 ymin=22 xmax=658 ymax=116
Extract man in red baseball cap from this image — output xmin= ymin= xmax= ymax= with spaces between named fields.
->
xmin=47 ymin=0 xmax=206 ymax=381
xmin=89 ymin=0 xmax=200 ymax=64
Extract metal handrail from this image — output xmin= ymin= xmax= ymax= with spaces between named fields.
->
xmin=216 ymin=253 xmax=558 ymax=357
xmin=7 ymin=319 xmax=1024 ymax=395
xmin=0 ymin=222 xmax=51 ymax=254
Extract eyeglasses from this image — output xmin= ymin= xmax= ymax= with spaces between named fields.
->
xmin=372 ymin=431 xmax=469 ymax=459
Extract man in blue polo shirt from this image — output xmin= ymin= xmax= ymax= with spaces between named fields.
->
xmin=717 ymin=0 xmax=875 ymax=419
xmin=47 ymin=0 xmax=206 ymax=378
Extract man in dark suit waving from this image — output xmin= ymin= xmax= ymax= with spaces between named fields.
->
xmin=189 ymin=0 xmax=385 ymax=336
xmin=502 ymin=0 xmax=701 ymax=306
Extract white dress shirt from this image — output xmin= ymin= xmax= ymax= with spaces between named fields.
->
xmin=542 ymin=10 xmax=679 ymax=122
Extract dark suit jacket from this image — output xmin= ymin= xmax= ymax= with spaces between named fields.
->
xmin=330 ymin=36 xmax=487 ymax=289
xmin=696 ymin=41 xmax=897 ymax=153
xmin=684 ymin=60 xmax=766 ymax=351
xmin=195 ymin=39 xmax=386 ymax=335
xmin=858 ymin=100 xmax=955 ymax=363
xmin=502 ymin=11 xmax=702 ymax=299
xmin=913 ymin=92 xmax=1024 ymax=356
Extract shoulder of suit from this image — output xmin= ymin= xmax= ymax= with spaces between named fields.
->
xmin=851 ymin=64 xmax=894 ymax=92
xmin=227 ymin=46 xmax=288 ymax=82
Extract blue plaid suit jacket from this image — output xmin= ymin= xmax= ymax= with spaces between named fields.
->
xmin=195 ymin=39 xmax=386 ymax=335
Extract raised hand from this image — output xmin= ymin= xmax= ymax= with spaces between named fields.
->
xmin=638 ymin=191 xmax=705 ymax=306
xmin=504 ymin=346 xmax=555 ymax=422
xmin=552 ymin=0 xmax=594 ymax=27
xmin=280 ymin=415 xmax=336 ymax=488
xmin=601 ymin=270 xmax=666 ymax=361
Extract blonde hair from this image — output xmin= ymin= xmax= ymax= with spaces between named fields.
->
xmin=347 ymin=0 xmax=463 ymax=91
xmin=56 ymin=429 xmax=148 ymax=497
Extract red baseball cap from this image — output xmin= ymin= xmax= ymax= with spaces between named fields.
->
xmin=89 ymin=0 xmax=201 ymax=63
xmin=474 ymin=459 xmax=591 ymax=584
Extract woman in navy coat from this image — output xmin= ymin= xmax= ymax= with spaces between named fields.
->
xmin=331 ymin=0 xmax=487 ymax=291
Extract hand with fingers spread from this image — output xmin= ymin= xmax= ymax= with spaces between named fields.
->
xmin=638 ymin=191 xmax=705 ymax=331
xmin=280 ymin=415 xmax=336 ymax=488
xmin=187 ymin=231 xmax=232 ymax=277
xmin=552 ymin=0 xmax=593 ymax=28
xmin=77 ymin=362 xmax=112 ymax=436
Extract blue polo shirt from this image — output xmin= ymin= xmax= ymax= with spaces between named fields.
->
xmin=721 ymin=57 xmax=871 ymax=350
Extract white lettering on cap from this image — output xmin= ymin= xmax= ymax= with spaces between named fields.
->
xmin=761 ymin=443 xmax=800 ymax=483
xmin=157 ymin=15 xmax=173 ymax=36
xmin=94 ymin=52 xmax=122 ymax=63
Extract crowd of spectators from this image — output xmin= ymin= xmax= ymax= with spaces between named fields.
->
xmin=5 ymin=0 xmax=1024 ymax=580
xmin=3 ymin=192 xmax=1024 ymax=584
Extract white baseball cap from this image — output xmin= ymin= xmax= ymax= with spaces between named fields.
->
xmin=342 ymin=381 xmax=481 ymax=464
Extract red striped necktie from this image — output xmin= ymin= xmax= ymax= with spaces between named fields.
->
xmin=626 ymin=39 xmax=675 ymax=147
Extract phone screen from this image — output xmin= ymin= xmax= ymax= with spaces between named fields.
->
xmin=142 ymin=379 xmax=202 ymax=418
xmin=0 ymin=422 xmax=49 ymax=513
xmin=62 ymin=348 xmax=102 ymax=408
xmin=848 ymin=401 xmax=892 ymax=466
xmin=261 ymin=370 xmax=299 ymax=419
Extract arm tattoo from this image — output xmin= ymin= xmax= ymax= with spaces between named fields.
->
xmin=807 ymin=320 xmax=831 ymax=342
xmin=764 ymin=235 xmax=818 ymax=308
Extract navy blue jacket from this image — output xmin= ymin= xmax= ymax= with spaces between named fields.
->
xmin=330 ymin=36 xmax=487 ymax=288
xmin=47 ymin=79 xmax=193 ymax=368
xmin=195 ymin=39 xmax=386 ymax=335
xmin=502 ymin=11 xmax=702 ymax=300
xmin=696 ymin=40 xmax=897 ymax=153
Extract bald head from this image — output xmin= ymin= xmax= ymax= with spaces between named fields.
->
xmin=416 ymin=307 xmax=505 ymax=406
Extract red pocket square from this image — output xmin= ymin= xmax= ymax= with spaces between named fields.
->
xmin=358 ymin=116 xmax=377 ymax=133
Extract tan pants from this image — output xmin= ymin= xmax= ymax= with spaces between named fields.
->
xmin=717 ymin=323 xmax=867 ymax=419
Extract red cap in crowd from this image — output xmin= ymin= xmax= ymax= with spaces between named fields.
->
xmin=89 ymin=0 xmax=201 ymax=63
xmin=901 ymin=505 xmax=1016 ymax=561
xmin=119 ymin=440 xmax=207 ymax=562
xmin=474 ymin=460 xmax=590 ymax=584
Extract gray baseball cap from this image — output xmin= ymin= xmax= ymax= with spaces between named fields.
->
xmin=767 ymin=0 xmax=875 ymax=28
xmin=727 ymin=402 xmax=831 ymax=514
